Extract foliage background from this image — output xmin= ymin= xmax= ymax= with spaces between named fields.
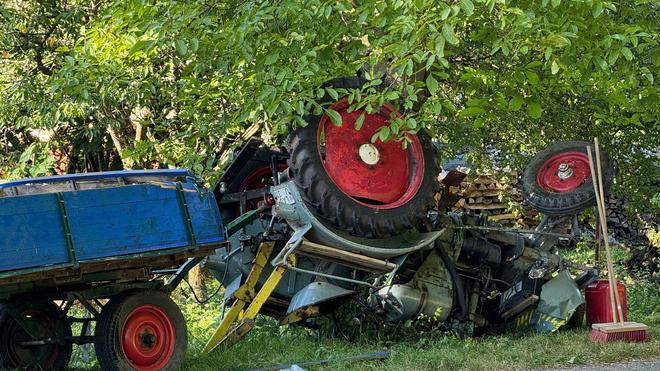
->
xmin=1 ymin=2 xmax=658 ymax=369
xmin=1 ymin=0 xmax=657 ymax=213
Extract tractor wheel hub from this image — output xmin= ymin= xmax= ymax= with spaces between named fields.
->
xmin=358 ymin=143 xmax=380 ymax=165
xmin=557 ymin=163 xmax=573 ymax=180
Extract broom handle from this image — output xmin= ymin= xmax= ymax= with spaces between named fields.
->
xmin=587 ymin=145 xmax=617 ymax=322
xmin=595 ymin=138 xmax=625 ymax=324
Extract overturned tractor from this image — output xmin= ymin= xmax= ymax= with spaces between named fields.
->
xmin=202 ymin=81 xmax=611 ymax=352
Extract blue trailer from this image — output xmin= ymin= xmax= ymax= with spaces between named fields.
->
xmin=0 ymin=170 xmax=225 ymax=371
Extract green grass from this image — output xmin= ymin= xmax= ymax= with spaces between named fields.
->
xmin=185 ymin=314 xmax=660 ymax=371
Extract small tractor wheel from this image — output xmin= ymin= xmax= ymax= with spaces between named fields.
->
xmin=94 ymin=290 xmax=187 ymax=371
xmin=522 ymin=141 xmax=614 ymax=216
xmin=287 ymin=76 xmax=439 ymax=238
xmin=0 ymin=300 xmax=72 ymax=370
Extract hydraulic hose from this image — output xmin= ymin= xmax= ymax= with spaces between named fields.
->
xmin=435 ymin=239 xmax=467 ymax=320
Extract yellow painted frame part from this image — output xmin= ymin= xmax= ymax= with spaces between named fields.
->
xmin=202 ymin=242 xmax=296 ymax=354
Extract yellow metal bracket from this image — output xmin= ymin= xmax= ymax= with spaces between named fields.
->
xmin=202 ymin=241 xmax=295 ymax=354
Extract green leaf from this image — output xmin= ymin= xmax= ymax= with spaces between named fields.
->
xmin=326 ymin=88 xmax=339 ymax=100
xmin=434 ymin=35 xmax=445 ymax=58
xmin=594 ymin=56 xmax=608 ymax=71
xmin=460 ymin=107 xmax=485 ymax=117
xmin=440 ymin=6 xmax=451 ymax=20
xmin=326 ymin=109 xmax=342 ymax=126
xmin=640 ymin=67 xmax=653 ymax=84
xmin=527 ymin=102 xmax=542 ymax=119
xmin=264 ymin=53 xmax=279 ymax=65
xmin=294 ymin=116 xmax=308 ymax=127
xmin=459 ymin=0 xmax=474 ymax=16
xmin=426 ymin=75 xmax=439 ymax=95
xmin=378 ymin=126 xmax=391 ymax=142
xmin=608 ymin=50 xmax=621 ymax=65
xmin=175 ymin=40 xmax=187 ymax=56
xmin=611 ymin=34 xmax=626 ymax=42
xmin=128 ymin=39 xmax=154 ymax=56
xmin=544 ymin=47 xmax=553 ymax=61
xmin=509 ymin=95 xmax=524 ymax=111
xmin=620 ymin=47 xmax=633 ymax=61
xmin=190 ymin=38 xmax=199 ymax=52
xmin=551 ymin=60 xmax=559 ymax=75
xmin=592 ymin=3 xmax=603 ymax=18
xmin=354 ymin=113 xmax=365 ymax=130
xmin=425 ymin=54 xmax=436 ymax=70
xmin=525 ymin=61 xmax=542 ymax=69
xmin=525 ymin=71 xmax=540 ymax=86
xmin=546 ymin=34 xmax=570 ymax=48
xmin=442 ymin=24 xmax=459 ymax=45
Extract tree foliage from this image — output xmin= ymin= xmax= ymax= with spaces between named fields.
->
xmin=0 ymin=0 xmax=658 ymax=212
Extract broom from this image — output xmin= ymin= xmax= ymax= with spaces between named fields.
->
xmin=587 ymin=138 xmax=648 ymax=342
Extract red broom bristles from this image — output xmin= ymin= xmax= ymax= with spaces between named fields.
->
xmin=590 ymin=328 xmax=649 ymax=343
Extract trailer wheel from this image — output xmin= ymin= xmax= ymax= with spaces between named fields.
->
xmin=95 ymin=290 xmax=187 ymax=371
xmin=0 ymin=300 xmax=72 ymax=370
xmin=287 ymin=77 xmax=439 ymax=238
xmin=522 ymin=141 xmax=614 ymax=215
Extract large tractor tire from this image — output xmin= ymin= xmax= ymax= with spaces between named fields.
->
xmin=287 ymin=77 xmax=439 ymax=238
xmin=522 ymin=141 xmax=614 ymax=216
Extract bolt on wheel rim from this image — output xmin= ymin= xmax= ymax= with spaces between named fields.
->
xmin=537 ymin=151 xmax=591 ymax=193
xmin=316 ymin=99 xmax=425 ymax=209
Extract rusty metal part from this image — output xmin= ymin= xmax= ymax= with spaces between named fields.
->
xmin=297 ymin=240 xmax=397 ymax=273
xmin=280 ymin=305 xmax=320 ymax=325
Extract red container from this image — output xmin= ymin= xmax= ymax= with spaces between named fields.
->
xmin=585 ymin=279 xmax=627 ymax=325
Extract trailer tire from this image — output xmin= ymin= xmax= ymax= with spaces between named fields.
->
xmin=287 ymin=76 xmax=439 ymax=238
xmin=0 ymin=300 xmax=72 ymax=371
xmin=522 ymin=141 xmax=614 ymax=216
xmin=95 ymin=290 xmax=187 ymax=371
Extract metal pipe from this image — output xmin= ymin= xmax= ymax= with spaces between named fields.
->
xmin=285 ymin=266 xmax=377 ymax=288
xmin=435 ymin=240 xmax=467 ymax=320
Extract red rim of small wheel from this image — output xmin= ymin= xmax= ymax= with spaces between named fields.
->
xmin=536 ymin=151 xmax=591 ymax=193
xmin=121 ymin=305 xmax=175 ymax=371
xmin=316 ymin=98 xmax=425 ymax=209
xmin=238 ymin=165 xmax=287 ymax=192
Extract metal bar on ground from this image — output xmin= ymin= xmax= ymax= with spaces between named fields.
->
xmin=246 ymin=351 xmax=391 ymax=371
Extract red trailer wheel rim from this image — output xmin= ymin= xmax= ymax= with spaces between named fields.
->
xmin=122 ymin=305 xmax=175 ymax=371
xmin=536 ymin=151 xmax=591 ymax=193
xmin=317 ymin=99 xmax=425 ymax=209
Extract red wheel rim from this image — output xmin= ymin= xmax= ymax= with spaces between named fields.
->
xmin=317 ymin=98 xmax=425 ymax=209
xmin=238 ymin=165 xmax=287 ymax=191
xmin=237 ymin=164 xmax=287 ymax=212
xmin=121 ymin=305 xmax=175 ymax=371
xmin=536 ymin=151 xmax=591 ymax=193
